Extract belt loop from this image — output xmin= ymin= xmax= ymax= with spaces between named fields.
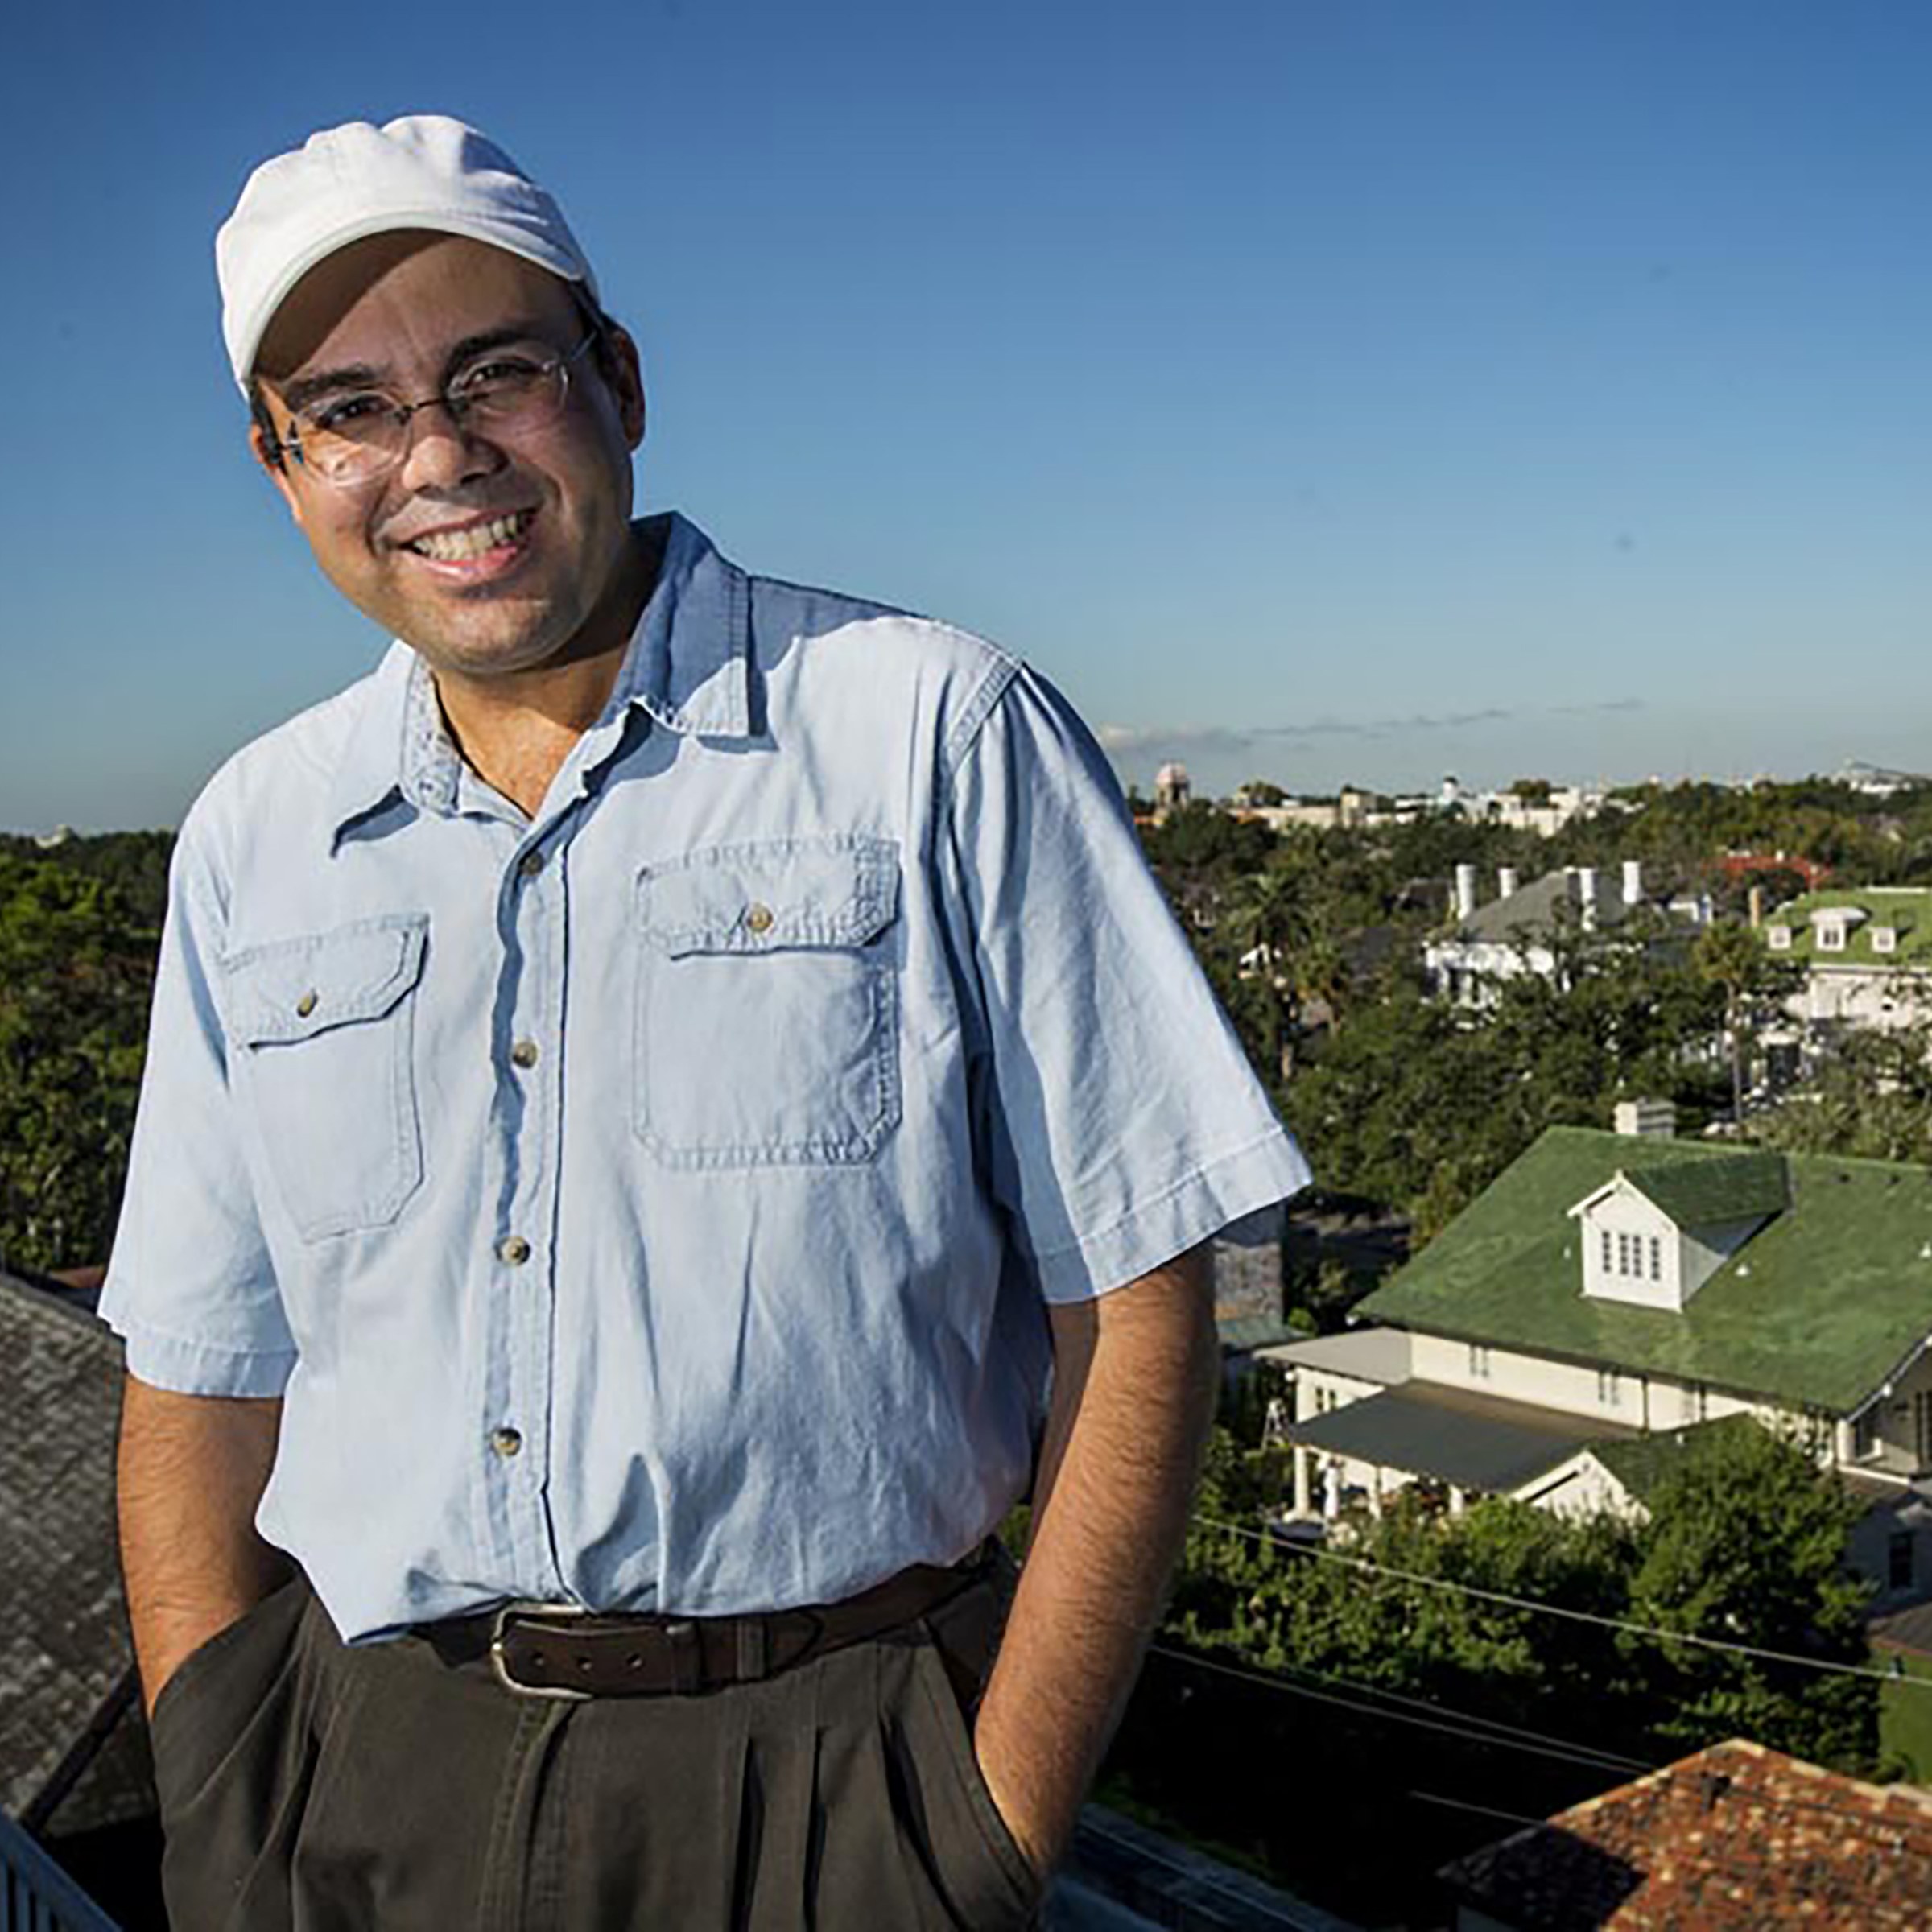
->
xmin=736 ymin=1616 xmax=769 ymax=1682
xmin=666 ymin=1620 xmax=702 ymax=1693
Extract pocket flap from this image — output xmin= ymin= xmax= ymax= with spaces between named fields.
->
xmin=221 ymin=916 xmax=429 ymax=1046
xmin=639 ymin=837 xmax=898 ymax=958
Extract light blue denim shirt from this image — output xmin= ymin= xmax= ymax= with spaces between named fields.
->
xmin=101 ymin=513 xmax=1310 ymax=1641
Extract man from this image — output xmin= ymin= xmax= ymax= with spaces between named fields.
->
xmin=102 ymin=116 xmax=1309 ymax=1930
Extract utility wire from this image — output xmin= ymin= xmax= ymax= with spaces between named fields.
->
xmin=1150 ymin=1636 xmax=1651 ymax=1776
xmin=1153 ymin=1618 xmax=1932 ymax=1853
xmin=1144 ymin=1641 xmax=1644 ymax=1778
xmin=1191 ymin=1510 xmax=1925 ymax=1690
xmin=1406 ymin=1786 xmax=1868 ymax=1910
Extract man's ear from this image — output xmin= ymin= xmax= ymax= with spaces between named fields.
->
xmin=249 ymin=419 xmax=305 ymax=524
xmin=601 ymin=322 xmax=647 ymax=450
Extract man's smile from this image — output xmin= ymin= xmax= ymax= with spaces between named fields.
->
xmin=394 ymin=506 xmax=539 ymax=574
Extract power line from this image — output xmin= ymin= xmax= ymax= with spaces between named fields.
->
xmin=1141 ymin=1640 xmax=1932 ymax=1892
xmin=1191 ymin=1510 xmax=1922 ymax=1690
xmin=1157 ymin=1605 xmax=1931 ymax=1852
xmin=1152 ymin=1636 xmax=1650 ymax=1775
xmin=1406 ymin=1788 xmax=1549 ymax=1830
xmin=1406 ymin=1785 xmax=1876 ymax=1913
xmin=1144 ymin=1641 xmax=1643 ymax=1778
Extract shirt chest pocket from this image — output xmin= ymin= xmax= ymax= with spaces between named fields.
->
xmin=635 ymin=836 xmax=902 ymax=1168
xmin=219 ymin=915 xmax=429 ymax=1240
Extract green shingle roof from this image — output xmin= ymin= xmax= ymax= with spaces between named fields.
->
xmin=1623 ymin=1151 xmax=1790 ymax=1225
xmin=1760 ymin=888 xmax=1932 ymax=967
xmin=1359 ymin=1127 xmax=1932 ymax=1414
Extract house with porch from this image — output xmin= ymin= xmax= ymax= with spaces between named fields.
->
xmin=1759 ymin=885 xmax=1932 ymax=1039
xmin=1262 ymin=1114 xmax=1932 ymax=1609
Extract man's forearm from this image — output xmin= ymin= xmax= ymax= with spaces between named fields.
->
xmin=117 ymin=1373 xmax=291 ymax=1715
xmin=971 ymin=1245 xmax=1219 ymax=1876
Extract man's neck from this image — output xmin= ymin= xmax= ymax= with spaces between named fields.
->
xmin=429 ymin=523 xmax=662 ymax=819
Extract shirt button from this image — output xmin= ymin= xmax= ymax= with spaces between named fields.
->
xmin=510 ymin=1039 xmax=540 ymax=1069
xmin=518 ymin=850 xmax=545 ymax=879
xmin=491 ymin=1426 xmax=522 ymax=1459
xmin=497 ymin=1235 xmax=531 ymax=1265
xmin=295 ymin=990 xmax=319 ymax=1018
xmin=745 ymin=902 xmax=774 ymax=934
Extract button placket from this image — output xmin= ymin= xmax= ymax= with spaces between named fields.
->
xmin=487 ymin=818 xmax=568 ymax=1592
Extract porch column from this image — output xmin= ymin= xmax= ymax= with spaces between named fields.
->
xmin=1293 ymin=1444 xmax=1312 ymax=1517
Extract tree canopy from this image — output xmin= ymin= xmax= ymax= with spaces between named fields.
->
xmin=0 ymin=848 xmax=161 ymax=1269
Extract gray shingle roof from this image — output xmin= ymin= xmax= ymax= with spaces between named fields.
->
xmin=1288 ymin=1380 xmax=1636 ymax=1493
xmin=1454 ymin=871 xmax=1642 ymax=945
xmin=0 ymin=1268 xmax=150 ymax=1835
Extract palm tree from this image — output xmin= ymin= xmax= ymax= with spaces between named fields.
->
xmin=1693 ymin=920 xmax=1784 ymax=1125
xmin=1224 ymin=864 xmax=1315 ymax=1079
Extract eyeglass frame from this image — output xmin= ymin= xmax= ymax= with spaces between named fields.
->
xmin=271 ymin=328 xmax=603 ymax=488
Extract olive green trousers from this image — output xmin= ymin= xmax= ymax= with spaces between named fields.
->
xmin=148 ymin=1572 xmax=1043 ymax=1930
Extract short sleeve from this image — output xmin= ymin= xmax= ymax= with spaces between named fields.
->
xmin=97 ymin=812 xmax=296 ymax=1396
xmin=939 ymin=664 xmax=1311 ymax=1302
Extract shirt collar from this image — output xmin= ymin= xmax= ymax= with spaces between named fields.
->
xmin=325 ymin=512 xmax=751 ymax=849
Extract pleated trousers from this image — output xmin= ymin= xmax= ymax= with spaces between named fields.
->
xmin=147 ymin=1571 xmax=1044 ymax=1931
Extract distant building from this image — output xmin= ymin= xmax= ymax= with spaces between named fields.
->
xmin=1840 ymin=758 xmax=1932 ymax=799
xmin=1423 ymin=861 xmax=1709 ymax=1009
xmin=1439 ymin=1737 xmax=1932 ymax=1930
xmin=1209 ymin=1202 xmax=1299 ymax=1361
xmin=1476 ymin=782 xmax=1605 ymax=837
xmin=1153 ymin=762 xmax=1191 ymax=816
xmin=1758 ymin=886 xmax=1932 ymax=1038
xmin=1262 ymin=1116 xmax=1932 ymax=1612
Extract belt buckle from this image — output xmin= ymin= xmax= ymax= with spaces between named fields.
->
xmin=489 ymin=1600 xmax=595 ymax=1702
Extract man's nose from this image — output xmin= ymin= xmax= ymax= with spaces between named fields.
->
xmin=397 ymin=400 xmax=504 ymax=492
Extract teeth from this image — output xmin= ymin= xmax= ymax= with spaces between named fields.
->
xmin=409 ymin=511 xmax=530 ymax=562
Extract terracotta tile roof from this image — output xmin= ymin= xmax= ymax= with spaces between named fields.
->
xmin=1439 ymin=1738 xmax=1932 ymax=1929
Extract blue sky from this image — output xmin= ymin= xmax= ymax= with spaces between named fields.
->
xmin=3 ymin=1 xmax=1929 ymax=828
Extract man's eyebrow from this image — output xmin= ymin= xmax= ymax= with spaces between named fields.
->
xmin=279 ymin=364 xmax=387 ymax=413
xmin=276 ymin=324 xmax=565 ymax=415
xmin=444 ymin=323 xmax=562 ymax=374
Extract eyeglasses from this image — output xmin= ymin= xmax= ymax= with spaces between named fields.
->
xmin=280 ymin=332 xmax=600 ymax=488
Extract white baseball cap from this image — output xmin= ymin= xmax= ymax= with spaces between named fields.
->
xmin=216 ymin=114 xmax=598 ymax=390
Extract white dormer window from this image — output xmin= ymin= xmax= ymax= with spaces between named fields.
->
xmin=1874 ymin=927 xmax=1897 ymax=955
xmin=1818 ymin=923 xmax=1847 ymax=952
xmin=1768 ymin=926 xmax=1793 ymax=952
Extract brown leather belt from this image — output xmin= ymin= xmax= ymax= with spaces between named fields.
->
xmin=423 ymin=1546 xmax=994 ymax=1700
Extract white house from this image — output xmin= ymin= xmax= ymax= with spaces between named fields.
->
xmin=1261 ymin=1117 xmax=1932 ymax=1611
xmin=1760 ymin=886 xmax=1932 ymax=1038
xmin=1424 ymin=861 xmax=1709 ymax=1010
